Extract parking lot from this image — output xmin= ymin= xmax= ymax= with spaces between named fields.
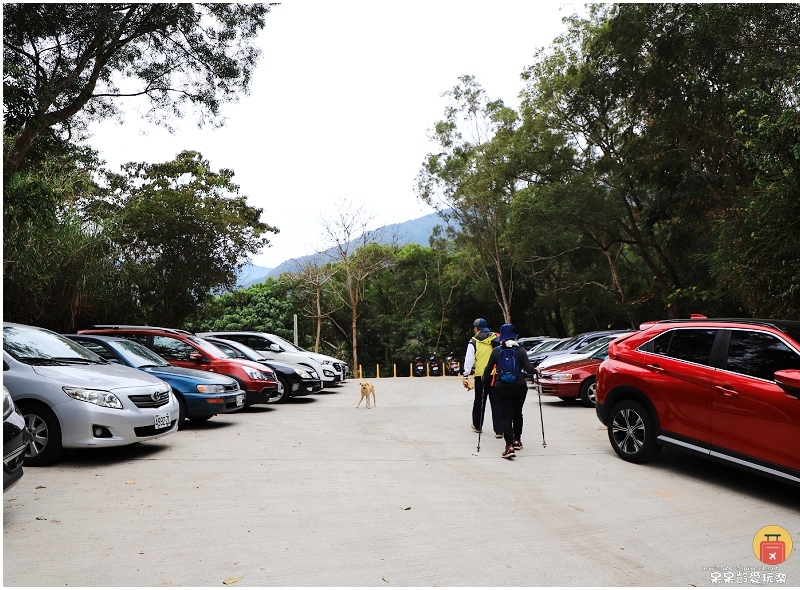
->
xmin=3 ymin=377 xmax=798 ymax=587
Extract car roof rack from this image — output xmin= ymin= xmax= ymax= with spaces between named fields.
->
xmin=642 ymin=318 xmax=800 ymax=335
xmin=88 ymin=325 xmax=195 ymax=335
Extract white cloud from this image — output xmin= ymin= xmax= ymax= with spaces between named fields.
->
xmin=87 ymin=1 xmax=577 ymax=268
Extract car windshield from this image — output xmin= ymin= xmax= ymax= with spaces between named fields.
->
xmin=270 ymin=334 xmax=302 ymax=352
xmin=3 ymin=325 xmax=105 ymax=365
xmin=112 ymin=340 xmax=171 ymax=368
xmin=554 ymin=336 xmax=582 ymax=350
xmin=536 ymin=339 xmax=567 ymax=352
xmin=580 ymin=335 xmax=617 ymax=356
xmin=213 ymin=340 xmax=264 ymax=362
xmin=589 ymin=343 xmax=611 ymax=360
xmin=188 ymin=336 xmax=230 ymax=359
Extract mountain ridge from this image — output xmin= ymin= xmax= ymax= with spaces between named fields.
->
xmin=237 ymin=210 xmax=448 ymax=288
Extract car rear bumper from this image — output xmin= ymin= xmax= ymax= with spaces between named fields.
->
xmin=4 ymin=410 xmax=27 ymax=491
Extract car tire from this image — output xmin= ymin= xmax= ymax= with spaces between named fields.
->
xmin=275 ymin=375 xmax=292 ymax=403
xmin=607 ymin=399 xmax=661 ymax=463
xmin=176 ymin=393 xmax=188 ymax=429
xmin=17 ymin=401 xmax=64 ymax=467
xmin=579 ymin=377 xmax=597 ymax=408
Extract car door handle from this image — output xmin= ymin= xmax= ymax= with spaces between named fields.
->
xmin=646 ymin=364 xmax=665 ymax=373
xmin=716 ymin=385 xmax=739 ymax=397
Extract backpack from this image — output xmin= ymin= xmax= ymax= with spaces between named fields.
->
xmin=497 ymin=346 xmax=518 ymax=384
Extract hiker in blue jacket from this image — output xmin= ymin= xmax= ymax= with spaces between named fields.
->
xmin=483 ymin=323 xmax=535 ymax=459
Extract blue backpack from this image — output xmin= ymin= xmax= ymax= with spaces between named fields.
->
xmin=497 ymin=346 xmax=518 ymax=384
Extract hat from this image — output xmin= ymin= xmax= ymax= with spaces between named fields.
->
xmin=473 ymin=318 xmax=489 ymax=332
xmin=498 ymin=323 xmax=519 ymax=341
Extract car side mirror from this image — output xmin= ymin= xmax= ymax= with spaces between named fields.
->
xmin=189 ymin=352 xmax=208 ymax=363
xmin=774 ymin=369 xmax=800 ymax=400
xmin=270 ymin=344 xmax=284 ymax=353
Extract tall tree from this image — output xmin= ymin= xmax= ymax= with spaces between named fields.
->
xmin=100 ymin=150 xmax=277 ymax=326
xmin=319 ymin=198 xmax=398 ymax=372
xmin=3 ymin=2 xmax=271 ymax=176
xmin=417 ymin=76 xmax=520 ymax=323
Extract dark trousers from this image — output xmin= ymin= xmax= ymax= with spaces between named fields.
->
xmin=495 ymin=383 xmax=528 ymax=446
xmin=472 ymin=376 xmax=502 ymax=434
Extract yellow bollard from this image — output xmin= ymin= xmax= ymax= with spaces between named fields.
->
xmin=426 ymin=362 xmax=430 ymax=377
xmin=376 ymin=364 xmax=380 ymax=379
xmin=359 ymin=365 xmax=363 ymax=379
xmin=393 ymin=364 xmax=397 ymax=378
xmin=409 ymin=363 xmax=413 ymax=377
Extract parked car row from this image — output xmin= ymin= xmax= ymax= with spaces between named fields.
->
xmin=526 ymin=319 xmax=800 ymax=486
xmin=3 ymin=323 xmax=349 ymax=476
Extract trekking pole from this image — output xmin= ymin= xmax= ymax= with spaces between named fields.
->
xmin=477 ymin=383 xmax=486 ymax=452
xmin=536 ymin=373 xmax=547 ymax=448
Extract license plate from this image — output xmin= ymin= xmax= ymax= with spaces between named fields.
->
xmin=154 ymin=412 xmax=171 ymax=429
xmin=236 ymin=394 xmax=245 ymax=407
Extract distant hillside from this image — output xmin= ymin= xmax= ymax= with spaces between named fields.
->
xmin=237 ymin=210 xmax=448 ymax=287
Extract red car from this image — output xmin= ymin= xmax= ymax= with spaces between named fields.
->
xmin=595 ymin=317 xmax=800 ymax=486
xmin=78 ymin=326 xmax=280 ymax=407
xmin=538 ymin=353 xmax=605 ymax=408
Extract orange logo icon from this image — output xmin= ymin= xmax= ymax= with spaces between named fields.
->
xmin=753 ymin=525 xmax=792 ymax=565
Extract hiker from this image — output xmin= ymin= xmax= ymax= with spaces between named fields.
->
xmin=462 ymin=318 xmax=502 ymax=438
xmin=483 ymin=323 xmax=535 ymax=459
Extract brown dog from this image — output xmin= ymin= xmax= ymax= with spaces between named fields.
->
xmin=357 ymin=382 xmax=376 ymax=408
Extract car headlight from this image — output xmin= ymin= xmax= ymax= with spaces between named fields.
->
xmin=63 ymin=387 xmax=123 ymax=409
xmin=197 ymin=384 xmax=226 ymax=393
xmin=546 ymin=373 xmax=574 ymax=381
xmin=243 ymin=366 xmax=269 ymax=380
xmin=296 ymin=369 xmax=313 ymax=379
xmin=3 ymin=386 xmax=14 ymax=420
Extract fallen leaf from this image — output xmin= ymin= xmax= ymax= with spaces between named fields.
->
xmin=139 ymin=551 xmax=145 ymax=555
xmin=36 ymin=516 xmax=47 ymax=520
xmin=382 ymin=577 xmax=389 ymax=584
xmin=403 ymin=507 xmax=411 ymax=510
xmin=223 ymin=576 xmax=244 ymax=585
xmin=35 ymin=485 xmax=46 ymax=489
xmin=50 ymin=520 xmax=61 ymax=525
xmin=126 ymin=480 xmax=136 ymax=485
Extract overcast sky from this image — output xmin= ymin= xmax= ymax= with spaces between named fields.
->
xmin=88 ymin=1 xmax=580 ymax=269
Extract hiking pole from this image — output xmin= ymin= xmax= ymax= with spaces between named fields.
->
xmin=536 ymin=372 xmax=547 ymax=448
xmin=477 ymin=380 xmax=487 ymax=452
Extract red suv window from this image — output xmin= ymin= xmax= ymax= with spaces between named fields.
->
xmin=725 ymin=330 xmax=800 ymax=381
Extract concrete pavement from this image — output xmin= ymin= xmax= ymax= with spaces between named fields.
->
xmin=3 ymin=377 xmax=798 ymax=586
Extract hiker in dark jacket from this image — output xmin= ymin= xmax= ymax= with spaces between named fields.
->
xmin=483 ymin=323 xmax=535 ymax=459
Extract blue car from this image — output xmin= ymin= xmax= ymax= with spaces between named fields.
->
xmin=65 ymin=334 xmax=246 ymax=427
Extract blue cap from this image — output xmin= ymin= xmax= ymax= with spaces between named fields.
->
xmin=473 ymin=318 xmax=489 ymax=332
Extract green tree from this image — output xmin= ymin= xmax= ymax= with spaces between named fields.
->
xmin=3 ymin=2 xmax=271 ymax=176
xmin=188 ymin=278 xmax=294 ymax=339
xmin=417 ymin=76 xmax=521 ymax=323
xmin=101 ymin=150 xmax=277 ymax=326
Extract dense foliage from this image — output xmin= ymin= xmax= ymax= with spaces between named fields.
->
xmin=4 ymin=4 xmax=799 ymax=374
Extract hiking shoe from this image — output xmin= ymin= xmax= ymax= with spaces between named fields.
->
xmin=471 ymin=425 xmax=482 ymax=433
xmin=502 ymin=445 xmax=516 ymax=459
xmin=513 ymin=440 xmax=523 ymax=450
xmin=495 ymin=433 xmax=503 ymax=439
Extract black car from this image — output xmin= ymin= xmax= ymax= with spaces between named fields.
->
xmin=204 ymin=337 xmax=323 ymax=403
xmin=3 ymin=386 xmax=27 ymax=491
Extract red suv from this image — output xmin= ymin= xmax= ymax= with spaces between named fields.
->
xmin=78 ymin=326 xmax=280 ymax=407
xmin=595 ymin=317 xmax=800 ymax=486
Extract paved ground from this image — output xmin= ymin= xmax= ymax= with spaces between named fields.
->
xmin=3 ymin=377 xmax=798 ymax=587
